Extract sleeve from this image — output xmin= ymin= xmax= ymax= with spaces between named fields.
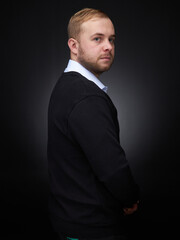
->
xmin=68 ymin=95 xmax=139 ymax=207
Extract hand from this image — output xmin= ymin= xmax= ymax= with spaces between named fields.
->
xmin=123 ymin=201 xmax=139 ymax=216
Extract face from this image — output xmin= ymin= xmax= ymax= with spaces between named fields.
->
xmin=76 ymin=18 xmax=115 ymax=77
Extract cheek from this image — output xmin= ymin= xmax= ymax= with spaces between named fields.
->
xmin=79 ymin=41 xmax=101 ymax=60
xmin=83 ymin=46 xmax=99 ymax=59
xmin=110 ymin=47 xmax=115 ymax=58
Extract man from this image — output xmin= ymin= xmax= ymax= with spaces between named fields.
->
xmin=48 ymin=8 xmax=139 ymax=240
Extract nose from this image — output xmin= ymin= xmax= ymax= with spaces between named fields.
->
xmin=103 ymin=39 xmax=113 ymax=52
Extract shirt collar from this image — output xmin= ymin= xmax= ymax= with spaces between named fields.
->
xmin=64 ymin=60 xmax=108 ymax=93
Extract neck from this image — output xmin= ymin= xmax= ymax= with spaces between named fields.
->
xmin=70 ymin=57 xmax=101 ymax=79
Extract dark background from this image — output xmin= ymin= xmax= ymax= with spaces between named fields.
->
xmin=1 ymin=0 xmax=179 ymax=239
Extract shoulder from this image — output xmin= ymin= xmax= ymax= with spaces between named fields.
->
xmin=52 ymin=72 xmax=106 ymax=100
xmin=49 ymin=71 xmax=111 ymax=116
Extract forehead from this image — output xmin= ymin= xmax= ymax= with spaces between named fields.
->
xmin=80 ymin=17 xmax=115 ymax=36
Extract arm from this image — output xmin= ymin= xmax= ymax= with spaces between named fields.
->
xmin=68 ymin=95 xmax=139 ymax=207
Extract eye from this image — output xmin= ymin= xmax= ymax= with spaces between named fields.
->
xmin=94 ymin=37 xmax=101 ymax=42
xmin=109 ymin=38 xmax=115 ymax=44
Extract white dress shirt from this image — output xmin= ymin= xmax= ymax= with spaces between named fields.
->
xmin=64 ymin=60 xmax=108 ymax=93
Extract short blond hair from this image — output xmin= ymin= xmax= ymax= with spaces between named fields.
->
xmin=68 ymin=8 xmax=109 ymax=39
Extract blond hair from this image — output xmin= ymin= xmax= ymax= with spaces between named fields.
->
xmin=68 ymin=8 xmax=109 ymax=39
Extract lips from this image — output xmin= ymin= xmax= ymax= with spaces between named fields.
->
xmin=100 ymin=55 xmax=111 ymax=60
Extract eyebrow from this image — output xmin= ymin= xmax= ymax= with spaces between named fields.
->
xmin=91 ymin=33 xmax=116 ymax=38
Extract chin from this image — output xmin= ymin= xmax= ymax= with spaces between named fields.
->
xmin=100 ymin=65 xmax=112 ymax=72
xmin=90 ymin=63 xmax=113 ymax=76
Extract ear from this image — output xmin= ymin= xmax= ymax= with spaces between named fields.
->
xmin=68 ymin=38 xmax=78 ymax=56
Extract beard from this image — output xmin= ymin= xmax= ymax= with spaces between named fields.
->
xmin=77 ymin=46 xmax=114 ymax=77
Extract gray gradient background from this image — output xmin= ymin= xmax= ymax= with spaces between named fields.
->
xmin=1 ymin=0 xmax=179 ymax=239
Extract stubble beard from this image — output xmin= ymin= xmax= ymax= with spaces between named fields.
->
xmin=77 ymin=47 xmax=114 ymax=78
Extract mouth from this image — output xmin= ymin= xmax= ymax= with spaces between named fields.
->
xmin=100 ymin=55 xmax=111 ymax=61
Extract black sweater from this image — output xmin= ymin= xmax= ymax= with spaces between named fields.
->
xmin=48 ymin=72 xmax=139 ymax=238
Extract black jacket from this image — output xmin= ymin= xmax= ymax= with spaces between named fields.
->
xmin=48 ymin=72 xmax=139 ymax=237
